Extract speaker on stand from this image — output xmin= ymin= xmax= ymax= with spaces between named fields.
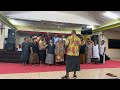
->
xmin=5 ymin=29 xmax=16 ymax=51
xmin=91 ymin=35 xmax=99 ymax=44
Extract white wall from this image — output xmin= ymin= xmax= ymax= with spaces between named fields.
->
xmin=93 ymin=30 xmax=120 ymax=59
xmin=4 ymin=26 xmax=10 ymax=38
xmin=103 ymin=31 xmax=120 ymax=59
xmin=0 ymin=29 xmax=5 ymax=49
xmin=19 ymin=35 xmax=25 ymax=45
xmin=0 ymin=25 xmax=10 ymax=49
xmin=17 ymin=34 xmax=30 ymax=45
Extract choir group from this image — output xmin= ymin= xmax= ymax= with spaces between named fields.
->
xmin=18 ymin=31 xmax=106 ymax=66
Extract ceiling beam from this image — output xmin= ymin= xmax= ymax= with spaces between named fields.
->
xmin=0 ymin=12 xmax=17 ymax=30
xmin=93 ymin=19 xmax=120 ymax=32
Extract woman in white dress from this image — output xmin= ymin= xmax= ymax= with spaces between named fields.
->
xmin=92 ymin=41 xmax=100 ymax=63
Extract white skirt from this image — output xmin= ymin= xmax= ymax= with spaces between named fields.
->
xmin=93 ymin=45 xmax=100 ymax=60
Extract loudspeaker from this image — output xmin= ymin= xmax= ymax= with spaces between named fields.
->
xmin=5 ymin=29 xmax=16 ymax=51
xmin=8 ymin=29 xmax=16 ymax=43
xmin=91 ymin=35 xmax=99 ymax=44
xmin=81 ymin=28 xmax=92 ymax=35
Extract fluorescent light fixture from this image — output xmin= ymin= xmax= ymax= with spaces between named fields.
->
xmin=103 ymin=11 xmax=119 ymax=19
xmin=87 ymin=25 xmax=93 ymax=28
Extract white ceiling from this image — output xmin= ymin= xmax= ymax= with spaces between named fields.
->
xmin=0 ymin=11 xmax=105 ymax=25
xmin=1 ymin=11 xmax=120 ymax=30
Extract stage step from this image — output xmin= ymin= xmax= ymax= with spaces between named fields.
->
xmin=0 ymin=51 xmax=21 ymax=63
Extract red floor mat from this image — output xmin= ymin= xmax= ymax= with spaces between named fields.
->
xmin=0 ymin=60 xmax=119 ymax=74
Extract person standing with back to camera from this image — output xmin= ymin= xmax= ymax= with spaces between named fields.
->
xmin=61 ymin=30 xmax=81 ymax=79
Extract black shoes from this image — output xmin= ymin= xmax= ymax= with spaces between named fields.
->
xmin=73 ymin=75 xmax=77 ymax=79
xmin=61 ymin=75 xmax=69 ymax=79
xmin=61 ymin=75 xmax=77 ymax=79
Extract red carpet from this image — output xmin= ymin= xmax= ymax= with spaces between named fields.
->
xmin=0 ymin=60 xmax=120 ymax=74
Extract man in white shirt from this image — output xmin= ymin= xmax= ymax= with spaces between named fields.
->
xmin=61 ymin=35 xmax=66 ymax=41
xmin=99 ymin=40 xmax=106 ymax=63
xmin=17 ymin=45 xmax=22 ymax=51
xmin=54 ymin=34 xmax=59 ymax=44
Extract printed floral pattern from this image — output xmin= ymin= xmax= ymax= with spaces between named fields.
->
xmin=66 ymin=35 xmax=81 ymax=56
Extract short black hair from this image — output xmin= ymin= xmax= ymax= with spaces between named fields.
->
xmin=32 ymin=38 xmax=36 ymax=41
xmin=71 ymin=30 xmax=76 ymax=34
xmin=94 ymin=40 xmax=97 ymax=43
xmin=24 ymin=37 xmax=28 ymax=40
xmin=101 ymin=40 xmax=105 ymax=42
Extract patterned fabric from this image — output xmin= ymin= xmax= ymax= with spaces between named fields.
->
xmin=55 ymin=42 xmax=65 ymax=55
xmin=38 ymin=40 xmax=47 ymax=50
xmin=55 ymin=42 xmax=65 ymax=62
xmin=66 ymin=35 xmax=81 ymax=56
xmin=29 ymin=53 xmax=39 ymax=64
xmin=86 ymin=43 xmax=93 ymax=63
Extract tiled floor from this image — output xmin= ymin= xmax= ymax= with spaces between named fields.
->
xmin=0 ymin=68 xmax=119 ymax=79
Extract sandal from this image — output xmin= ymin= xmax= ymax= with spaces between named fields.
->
xmin=106 ymin=73 xmax=117 ymax=77
xmin=61 ymin=75 xmax=69 ymax=79
xmin=73 ymin=75 xmax=77 ymax=79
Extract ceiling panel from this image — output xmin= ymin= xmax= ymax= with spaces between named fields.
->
xmin=60 ymin=11 xmax=120 ymax=25
xmin=0 ymin=11 xmax=30 ymax=15
xmin=0 ymin=11 xmax=100 ymax=25
xmin=1 ymin=11 xmax=120 ymax=30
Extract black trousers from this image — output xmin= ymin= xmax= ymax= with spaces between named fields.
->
xmin=100 ymin=54 xmax=103 ymax=63
xmin=64 ymin=54 xmax=66 ymax=62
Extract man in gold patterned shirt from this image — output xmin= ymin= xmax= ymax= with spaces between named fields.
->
xmin=62 ymin=30 xmax=81 ymax=79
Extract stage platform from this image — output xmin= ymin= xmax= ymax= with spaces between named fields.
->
xmin=0 ymin=50 xmax=21 ymax=63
